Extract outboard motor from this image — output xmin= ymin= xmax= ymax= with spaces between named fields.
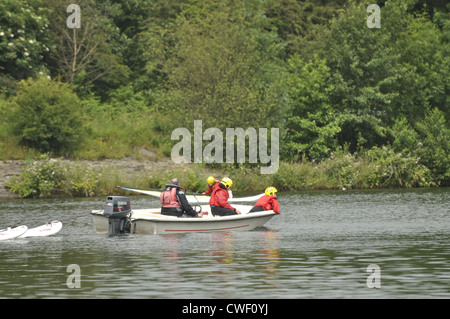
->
xmin=103 ymin=196 xmax=132 ymax=234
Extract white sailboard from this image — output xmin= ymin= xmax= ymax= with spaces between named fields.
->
xmin=0 ymin=225 xmax=28 ymax=241
xmin=19 ymin=221 xmax=63 ymax=238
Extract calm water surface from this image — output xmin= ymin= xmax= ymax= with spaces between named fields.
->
xmin=0 ymin=188 xmax=449 ymax=299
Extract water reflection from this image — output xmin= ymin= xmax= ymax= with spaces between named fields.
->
xmin=211 ymin=232 xmax=235 ymax=264
xmin=160 ymin=234 xmax=182 ymax=289
xmin=1 ymin=188 xmax=449 ymax=298
xmin=149 ymin=230 xmax=283 ymax=296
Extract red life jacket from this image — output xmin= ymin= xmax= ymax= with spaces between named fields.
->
xmin=204 ymin=180 xmax=220 ymax=195
xmin=209 ymin=187 xmax=234 ymax=210
xmin=160 ymin=187 xmax=181 ymax=208
xmin=254 ymin=195 xmax=280 ymax=213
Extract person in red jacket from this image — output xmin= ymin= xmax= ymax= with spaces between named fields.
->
xmin=249 ymin=187 xmax=280 ymax=213
xmin=209 ymin=177 xmax=241 ymax=216
xmin=202 ymin=176 xmax=220 ymax=195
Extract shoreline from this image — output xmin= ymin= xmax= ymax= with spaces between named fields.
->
xmin=2 ymin=154 xmax=445 ymax=200
xmin=0 ymin=160 xmax=23 ymax=199
xmin=0 ymin=158 xmax=188 ymax=200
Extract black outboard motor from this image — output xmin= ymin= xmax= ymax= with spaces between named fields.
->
xmin=103 ymin=196 xmax=132 ymax=234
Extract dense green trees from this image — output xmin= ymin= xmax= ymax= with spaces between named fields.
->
xmin=1 ymin=0 xmax=449 ymax=186
xmin=158 ymin=0 xmax=286 ymax=130
xmin=283 ymin=56 xmax=340 ymax=160
xmin=0 ymin=0 xmax=52 ymax=92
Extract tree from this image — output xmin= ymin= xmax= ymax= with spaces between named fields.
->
xmin=266 ymin=0 xmax=350 ymax=55
xmin=156 ymin=0 xmax=286 ymax=130
xmin=300 ymin=0 xmax=447 ymax=148
xmin=282 ymin=56 xmax=341 ymax=160
xmin=415 ymin=108 xmax=450 ymax=185
xmin=42 ymin=0 xmax=130 ymax=97
xmin=132 ymin=1 xmax=184 ymax=94
xmin=0 ymin=0 xmax=52 ymax=93
xmin=8 ymin=77 xmax=84 ymax=154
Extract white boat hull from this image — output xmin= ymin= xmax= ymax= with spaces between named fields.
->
xmin=91 ymin=205 xmax=277 ymax=235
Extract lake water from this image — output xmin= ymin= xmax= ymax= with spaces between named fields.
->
xmin=0 ymin=188 xmax=449 ymax=300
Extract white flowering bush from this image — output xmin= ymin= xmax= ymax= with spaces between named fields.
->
xmin=6 ymin=155 xmax=100 ymax=198
xmin=364 ymin=146 xmax=435 ymax=188
xmin=0 ymin=0 xmax=51 ymax=84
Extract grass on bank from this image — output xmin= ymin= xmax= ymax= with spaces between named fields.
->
xmin=5 ymin=146 xmax=437 ymax=199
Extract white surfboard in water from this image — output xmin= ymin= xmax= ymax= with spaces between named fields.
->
xmin=19 ymin=221 xmax=63 ymax=238
xmin=0 ymin=225 xmax=28 ymax=241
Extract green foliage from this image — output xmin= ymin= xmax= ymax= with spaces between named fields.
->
xmin=266 ymin=0 xmax=349 ymax=55
xmin=273 ymin=145 xmax=437 ymax=191
xmin=5 ymin=155 xmax=99 ymax=198
xmin=0 ymin=0 xmax=51 ymax=92
xmin=303 ymin=0 xmax=448 ymax=138
xmin=414 ymin=108 xmax=450 ymax=185
xmin=390 ymin=118 xmax=419 ymax=155
xmin=272 ymin=161 xmax=330 ymax=191
xmin=1 ymin=0 xmax=449 ymax=192
xmin=390 ymin=109 xmax=450 ymax=186
xmin=39 ymin=0 xmax=131 ymax=98
xmin=283 ymin=55 xmax=340 ymax=160
xmin=337 ymin=113 xmax=388 ymax=153
xmin=6 ymin=156 xmax=62 ymax=198
xmin=325 ymin=149 xmax=362 ymax=190
xmin=364 ymin=146 xmax=435 ymax=188
xmin=7 ymin=77 xmax=84 ymax=155
xmin=157 ymin=0 xmax=286 ymax=130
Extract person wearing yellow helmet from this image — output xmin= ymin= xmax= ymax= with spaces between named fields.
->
xmin=209 ymin=177 xmax=241 ymax=216
xmin=249 ymin=186 xmax=280 ymax=213
xmin=202 ymin=176 xmax=220 ymax=195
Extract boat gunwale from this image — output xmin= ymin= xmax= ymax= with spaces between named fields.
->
xmin=131 ymin=211 xmax=277 ymax=224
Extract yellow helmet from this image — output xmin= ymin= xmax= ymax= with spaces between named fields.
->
xmin=207 ymin=176 xmax=215 ymax=185
xmin=221 ymin=177 xmax=233 ymax=190
xmin=265 ymin=186 xmax=277 ymax=196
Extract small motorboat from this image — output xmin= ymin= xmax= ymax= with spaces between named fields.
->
xmin=91 ymin=196 xmax=278 ymax=235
